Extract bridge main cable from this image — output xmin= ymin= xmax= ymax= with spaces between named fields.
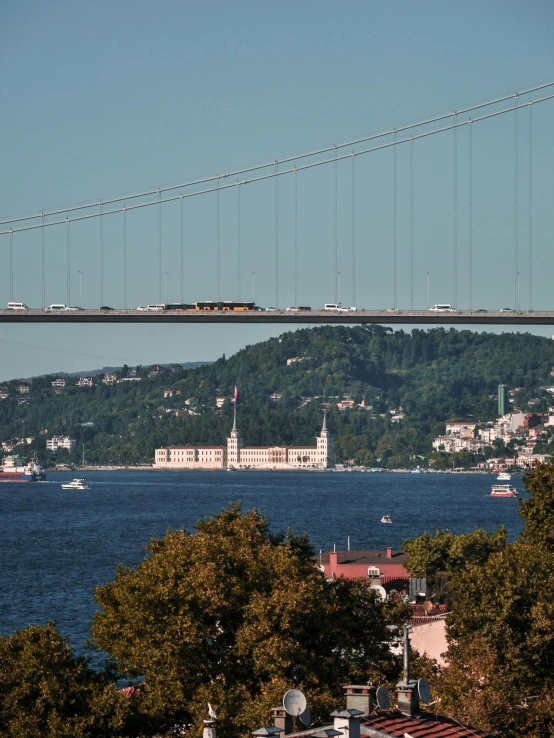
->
xmin=2 ymin=81 xmax=553 ymax=227
xmin=2 ymin=92 xmax=554 ymax=237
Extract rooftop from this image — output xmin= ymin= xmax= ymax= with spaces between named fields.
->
xmin=318 ymin=549 xmax=409 ymax=566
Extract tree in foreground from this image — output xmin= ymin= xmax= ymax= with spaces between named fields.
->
xmin=92 ymin=503 xmax=410 ymax=737
xmin=416 ymin=461 xmax=554 ymax=737
xmin=0 ymin=622 xmax=130 ymax=738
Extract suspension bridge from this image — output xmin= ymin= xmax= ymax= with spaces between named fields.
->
xmin=1 ymin=81 xmax=554 ymax=323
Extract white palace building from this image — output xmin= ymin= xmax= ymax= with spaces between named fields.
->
xmin=154 ymin=411 xmax=333 ymax=470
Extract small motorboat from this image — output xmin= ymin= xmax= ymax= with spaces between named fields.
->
xmin=380 ymin=513 xmax=392 ymax=523
xmin=61 ymin=478 xmax=89 ymax=490
xmin=490 ymin=484 xmax=517 ymax=497
xmin=497 ymin=471 xmax=511 ymax=481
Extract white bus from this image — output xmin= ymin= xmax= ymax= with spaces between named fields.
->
xmin=429 ymin=304 xmax=456 ymax=312
xmin=7 ymin=302 xmax=28 ymax=310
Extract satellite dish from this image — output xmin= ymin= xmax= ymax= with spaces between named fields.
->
xmin=376 ymin=686 xmax=390 ymax=710
xmin=418 ymin=678 xmax=431 ymax=703
xmin=283 ymin=689 xmax=307 ymax=717
xmin=370 ymin=584 xmax=387 ymax=601
xmin=299 ymin=707 xmax=311 ymax=727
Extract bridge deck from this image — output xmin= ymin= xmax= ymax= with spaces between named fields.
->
xmin=1 ymin=309 xmax=554 ymax=324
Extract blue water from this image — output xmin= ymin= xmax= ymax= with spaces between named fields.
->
xmin=0 ymin=470 xmax=525 ymax=655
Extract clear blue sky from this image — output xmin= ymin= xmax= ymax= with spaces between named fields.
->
xmin=1 ymin=0 xmax=554 ymax=379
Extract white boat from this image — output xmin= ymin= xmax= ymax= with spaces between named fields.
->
xmin=497 ymin=471 xmax=511 ymax=480
xmin=490 ymin=484 xmax=517 ymax=498
xmin=380 ymin=514 xmax=392 ymax=523
xmin=61 ymin=477 xmax=89 ymax=490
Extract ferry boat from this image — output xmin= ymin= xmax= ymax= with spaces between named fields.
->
xmin=380 ymin=513 xmax=392 ymax=523
xmin=61 ymin=478 xmax=89 ymax=490
xmin=490 ymin=484 xmax=517 ymax=497
xmin=497 ymin=471 xmax=512 ymax=481
xmin=0 ymin=455 xmax=46 ymax=482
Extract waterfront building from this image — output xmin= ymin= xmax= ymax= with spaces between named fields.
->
xmin=46 ymin=435 xmax=76 ymax=451
xmin=154 ymin=410 xmax=333 ymax=470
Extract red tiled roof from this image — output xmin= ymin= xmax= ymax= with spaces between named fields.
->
xmin=318 ymin=550 xmax=409 ymax=566
xmin=362 ymin=710 xmax=491 ymax=737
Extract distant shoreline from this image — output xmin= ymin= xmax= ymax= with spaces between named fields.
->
xmin=50 ymin=465 xmax=499 ymax=475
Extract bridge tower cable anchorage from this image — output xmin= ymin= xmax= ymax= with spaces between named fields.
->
xmin=274 ymin=160 xmax=279 ymax=309
xmin=393 ymin=128 xmax=397 ymax=309
xmin=216 ymin=175 xmax=221 ymax=302
xmin=333 ymin=144 xmax=338 ymax=303
xmin=528 ymin=102 xmax=533 ymax=311
xmin=123 ymin=205 xmax=127 ymax=309
xmin=4 ymin=81 xmax=553 ymax=228
xmin=180 ymin=194 xmax=184 ymax=304
xmin=66 ymin=217 xmax=71 ymax=306
xmin=41 ymin=212 xmax=45 ymax=309
xmin=236 ymin=182 xmax=241 ymax=301
xmin=452 ymin=110 xmax=458 ymax=308
xmin=294 ymin=167 xmax=298 ymax=309
xmin=157 ymin=187 xmax=162 ymax=304
xmin=410 ymin=136 xmax=414 ymax=310
xmin=3 ymin=92 xmax=554 ymax=238
xmin=351 ymin=151 xmax=356 ymax=308
xmin=468 ymin=120 xmax=473 ymax=312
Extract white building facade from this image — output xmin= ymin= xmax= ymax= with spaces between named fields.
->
xmin=46 ymin=435 xmax=76 ymax=451
xmin=155 ymin=411 xmax=333 ymax=470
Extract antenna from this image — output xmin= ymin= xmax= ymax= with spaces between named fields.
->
xmin=376 ymin=687 xmax=390 ymax=710
xmin=417 ymin=678 xmax=431 ymax=703
xmin=283 ymin=689 xmax=307 ymax=717
xmin=370 ymin=584 xmax=387 ymax=601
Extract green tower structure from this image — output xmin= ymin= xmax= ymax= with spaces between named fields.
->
xmin=498 ymin=384 xmax=508 ymax=416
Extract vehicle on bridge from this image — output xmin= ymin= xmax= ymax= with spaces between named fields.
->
xmin=429 ymin=304 xmax=457 ymax=312
xmin=196 ymin=301 xmax=256 ymax=311
xmin=45 ymin=303 xmax=67 ymax=312
xmin=7 ymin=302 xmax=28 ymax=310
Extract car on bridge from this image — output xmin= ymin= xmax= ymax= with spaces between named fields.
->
xmin=7 ymin=302 xmax=28 ymax=310
xmin=429 ymin=304 xmax=457 ymax=312
xmin=45 ymin=304 xmax=67 ymax=312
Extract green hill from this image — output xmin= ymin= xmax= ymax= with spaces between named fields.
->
xmin=2 ymin=326 xmax=554 ymax=468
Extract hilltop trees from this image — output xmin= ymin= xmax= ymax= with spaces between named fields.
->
xmin=92 ymin=503 xmax=410 ymax=738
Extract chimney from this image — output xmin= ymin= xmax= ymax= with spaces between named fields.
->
xmin=386 ymin=547 xmax=392 ymax=559
xmin=329 ymin=548 xmax=338 ymax=577
xmin=271 ymin=707 xmax=293 ymax=735
xmin=344 ymin=685 xmax=377 ymax=716
xmin=395 ymin=623 xmax=419 ymax=717
xmin=330 ymin=708 xmax=363 ymax=738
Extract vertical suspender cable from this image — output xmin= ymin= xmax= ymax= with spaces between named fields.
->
xmin=393 ymin=129 xmax=397 ymax=308
xmin=216 ymin=176 xmax=220 ymax=301
xmin=410 ymin=137 xmax=414 ymax=309
xmin=180 ymin=194 xmax=184 ymax=303
xmin=514 ymin=94 xmax=519 ymax=309
xmin=99 ymin=201 xmax=104 ymax=306
xmin=333 ymin=145 xmax=338 ymax=303
xmin=294 ymin=167 xmax=298 ymax=308
xmin=123 ymin=206 xmax=127 ymax=309
xmin=9 ymin=229 xmax=13 ymax=301
xmin=157 ymin=188 xmax=162 ymax=303
xmin=469 ymin=121 xmax=473 ymax=311
xmin=453 ymin=111 xmax=458 ymax=307
xmin=41 ymin=212 xmax=45 ymax=308
xmin=274 ymin=161 xmax=279 ymax=309
xmin=528 ymin=103 xmax=533 ymax=310
xmin=236 ymin=183 xmax=241 ymax=300
xmin=351 ymin=153 xmax=356 ymax=308
xmin=66 ymin=218 xmax=71 ymax=306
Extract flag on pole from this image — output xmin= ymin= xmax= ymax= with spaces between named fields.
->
xmin=234 ymin=385 xmax=239 ymax=401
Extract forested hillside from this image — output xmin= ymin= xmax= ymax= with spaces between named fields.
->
xmin=2 ymin=326 xmax=554 ymax=468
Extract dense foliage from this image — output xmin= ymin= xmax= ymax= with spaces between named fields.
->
xmin=92 ymin=503 xmax=410 ymax=738
xmin=0 ymin=623 xmax=130 ymax=737
xmin=406 ymin=460 xmax=554 ymax=737
xmin=2 ymin=326 xmax=554 ymax=467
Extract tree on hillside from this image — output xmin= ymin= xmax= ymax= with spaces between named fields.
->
xmin=402 ymin=527 xmax=507 ymax=603
xmin=0 ymin=623 xmax=130 ymax=738
xmin=428 ymin=460 xmax=554 ymax=737
xmin=92 ymin=503 xmax=410 ymax=738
